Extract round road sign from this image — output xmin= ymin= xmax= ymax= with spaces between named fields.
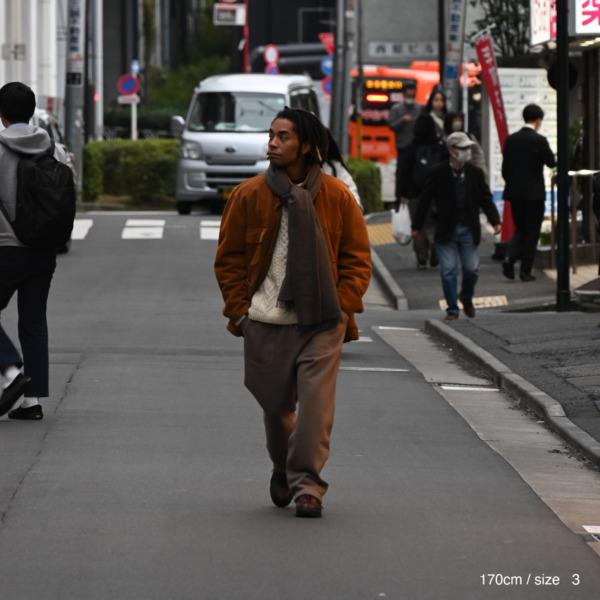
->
xmin=264 ymin=44 xmax=279 ymax=65
xmin=118 ymin=74 xmax=140 ymax=95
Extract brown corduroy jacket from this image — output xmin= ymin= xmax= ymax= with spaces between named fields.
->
xmin=214 ymin=171 xmax=372 ymax=342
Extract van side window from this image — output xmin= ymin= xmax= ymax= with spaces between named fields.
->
xmin=290 ymin=89 xmax=320 ymax=115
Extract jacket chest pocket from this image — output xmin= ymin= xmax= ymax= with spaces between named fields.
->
xmin=246 ymin=227 xmax=267 ymax=266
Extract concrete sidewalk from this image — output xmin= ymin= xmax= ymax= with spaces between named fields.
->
xmin=368 ymin=211 xmax=600 ymax=466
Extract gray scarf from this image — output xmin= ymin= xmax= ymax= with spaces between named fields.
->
xmin=264 ymin=164 xmax=341 ymax=327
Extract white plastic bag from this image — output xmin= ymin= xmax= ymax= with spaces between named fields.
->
xmin=391 ymin=204 xmax=412 ymax=245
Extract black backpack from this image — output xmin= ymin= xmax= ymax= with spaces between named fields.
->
xmin=0 ymin=141 xmax=76 ymax=249
xmin=412 ymin=140 xmax=444 ymax=191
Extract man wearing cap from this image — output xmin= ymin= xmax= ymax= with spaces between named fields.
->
xmin=411 ymin=132 xmax=502 ymax=320
xmin=388 ymin=81 xmax=422 ymax=208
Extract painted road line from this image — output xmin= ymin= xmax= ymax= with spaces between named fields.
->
xmin=200 ymin=220 xmax=221 ymax=241
xmin=71 ymin=219 xmax=93 ymax=240
xmin=125 ymin=219 xmax=166 ymax=227
xmin=122 ymin=219 xmax=165 ymax=240
xmin=439 ymin=384 xmax=499 ymax=392
xmin=339 ymin=367 xmax=409 ymax=372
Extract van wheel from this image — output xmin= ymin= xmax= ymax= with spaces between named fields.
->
xmin=209 ymin=199 xmax=224 ymax=215
xmin=177 ymin=201 xmax=192 ymax=215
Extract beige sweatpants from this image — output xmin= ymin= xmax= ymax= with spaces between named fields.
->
xmin=242 ymin=314 xmax=348 ymax=501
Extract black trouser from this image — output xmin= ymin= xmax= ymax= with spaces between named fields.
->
xmin=394 ymin=148 xmax=407 ymax=205
xmin=0 ymin=246 xmax=56 ymax=397
xmin=505 ymin=198 xmax=545 ymax=275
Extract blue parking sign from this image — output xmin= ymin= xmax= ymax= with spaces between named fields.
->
xmin=320 ymin=56 xmax=333 ymax=77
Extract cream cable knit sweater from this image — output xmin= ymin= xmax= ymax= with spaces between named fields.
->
xmin=248 ymin=207 xmax=299 ymax=325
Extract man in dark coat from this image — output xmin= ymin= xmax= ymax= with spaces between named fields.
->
xmin=501 ymin=104 xmax=556 ymax=281
xmin=412 ymin=132 xmax=501 ymax=320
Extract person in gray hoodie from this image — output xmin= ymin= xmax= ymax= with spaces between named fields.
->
xmin=0 ymin=82 xmax=68 ymax=420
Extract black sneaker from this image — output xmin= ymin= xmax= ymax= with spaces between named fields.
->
xmin=8 ymin=404 xmax=43 ymax=420
xmin=0 ymin=373 xmax=30 ymax=417
xmin=502 ymin=259 xmax=515 ymax=280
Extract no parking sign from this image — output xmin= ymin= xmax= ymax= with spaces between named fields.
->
xmin=117 ymin=74 xmax=140 ymax=140
xmin=117 ymin=74 xmax=140 ymax=95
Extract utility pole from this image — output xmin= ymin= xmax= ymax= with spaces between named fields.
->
xmin=65 ymin=0 xmax=87 ymax=193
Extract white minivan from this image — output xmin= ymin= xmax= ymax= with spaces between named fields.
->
xmin=171 ymin=73 xmax=320 ymax=214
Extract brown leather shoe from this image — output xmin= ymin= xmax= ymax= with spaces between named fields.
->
xmin=460 ymin=298 xmax=476 ymax=318
xmin=270 ymin=471 xmax=293 ymax=508
xmin=295 ymin=494 xmax=322 ymax=518
xmin=444 ymin=312 xmax=459 ymax=321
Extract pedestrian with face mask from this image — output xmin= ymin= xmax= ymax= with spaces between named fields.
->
xmin=411 ymin=132 xmax=501 ymax=320
xmin=443 ymin=111 xmax=488 ymax=182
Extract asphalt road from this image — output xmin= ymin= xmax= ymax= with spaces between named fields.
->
xmin=1 ymin=212 xmax=600 ymax=599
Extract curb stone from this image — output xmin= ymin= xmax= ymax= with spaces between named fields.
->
xmin=424 ymin=319 xmax=600 ymax=467
xmin=370 ymin=247 xmax=409 ymax=310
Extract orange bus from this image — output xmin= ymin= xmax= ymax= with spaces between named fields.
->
xmin=348 ymin=62 xmax=480 ymax=163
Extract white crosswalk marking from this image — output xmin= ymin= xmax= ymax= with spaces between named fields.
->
xmin=200 ymin=220 xmax=221 ymax=240
xmin=125 ymin=219 xmax=166 ymax=227
xmin=122 ymin=219 xmax=165 ymax=239
xmin=71 ymin=219 xmax=93 ymax=240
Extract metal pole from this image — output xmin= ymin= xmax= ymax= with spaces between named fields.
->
xmin=438 ymin=0 xmax=445 ymax=81
xmin=330 ymin=0 xmax=346 ymax=149
xmin=355 ymin=0 xmax=363 ymax=160
xmin=340 ymin=0 xmax=354 ymax=155
xmin=556 ymin=0 xmax=570 ymax=310
xmin=93 ymin=0 xmax=103 ymax=140
xmin=65 ymin=0 xmax=86 ymax=194
xmin=243 ymin=0 xmax=249 ymax=73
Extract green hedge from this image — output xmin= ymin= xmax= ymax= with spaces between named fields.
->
xmin=347 ymin=158 xmax=383 ymax=214
xmin=104 ymin=106 xmax=180 ymax=133
xmin=83 ymin=139 xmax=179 ymax=205
xmin=82 ymin=140 xmax=383 ymax=213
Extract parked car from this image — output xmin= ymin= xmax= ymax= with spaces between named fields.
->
xmin=171 ymin=73 xmax=321 ymax=215
xmin=31 ymin=109 xmax=77 ymax=178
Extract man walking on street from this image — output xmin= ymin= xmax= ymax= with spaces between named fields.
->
xmin=0 ymin=82 xmax=68 ymax=420
xmin=388 ymin=81 xmax=422 ymax=209
xmin=214 ymin=108 xmax=371 ymax=518
xmin=412 ymin=132 xmax=501 ymax=320
xmin=501 ymin=104 xmax=556 ymax=282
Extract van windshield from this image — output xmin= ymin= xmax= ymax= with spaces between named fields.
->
xmin=188 ymin=92 xmax=286 ymax=132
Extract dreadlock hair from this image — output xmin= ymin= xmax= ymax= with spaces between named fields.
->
xmin=273 ymin=107 xmax=328 ymax=166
